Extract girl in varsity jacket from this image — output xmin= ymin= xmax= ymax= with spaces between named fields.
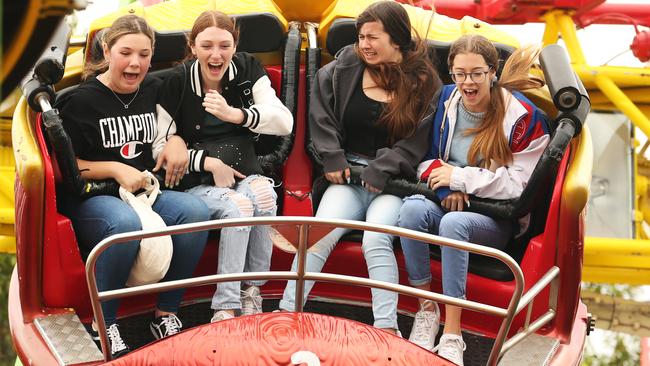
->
xmin=398 ymin=35 xmax=549 ymax=365
xmin=154 ymin=11 xmax=292 ymax=323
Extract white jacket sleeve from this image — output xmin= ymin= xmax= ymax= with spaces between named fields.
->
xmin=449 ymin=134 xmax=550 ymax=199
xmin=239 ymin=75 xmax=293 ymax=136
xmin=153 ymin=104 xmax=206 ymax=173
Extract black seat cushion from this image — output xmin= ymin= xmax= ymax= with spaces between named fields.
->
xmin=326 ymin=18 xmax=359 ymax=56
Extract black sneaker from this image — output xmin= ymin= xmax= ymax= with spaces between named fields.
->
xmin=150 ymin=314 xmax=183 ymax=340
xmin=105 ymin=323 xmax=130 ymax=359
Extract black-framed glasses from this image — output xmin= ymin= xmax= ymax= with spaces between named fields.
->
xmin=449 ymin=68 xmax=492 ymax=83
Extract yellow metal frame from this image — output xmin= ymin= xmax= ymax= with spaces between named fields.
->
xmin=543 ymin=10 xmax=650 ymax=284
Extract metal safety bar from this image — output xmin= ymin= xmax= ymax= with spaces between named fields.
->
xmin=85 ymin=216 xmax=559 ymax=364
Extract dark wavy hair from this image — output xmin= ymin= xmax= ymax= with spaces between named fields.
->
xmin=355 ymin=1 xmax=440 ymax=143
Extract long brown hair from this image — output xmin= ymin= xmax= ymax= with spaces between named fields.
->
xmin=355 ymin=1 xmax=440 ymax=144
xmin=448 ymin=34 xmax=544 ymax=167
xmin=82 ymin=15 xmax=155 ymax=80
xmin=186 ymin=11 xmax=239 ymax=59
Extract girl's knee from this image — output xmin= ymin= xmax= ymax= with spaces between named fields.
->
xmin=361 ymin=233 xmax=394 ymax=253
xmin=184 ymin=194 xmax=211 ymax=222
xmin=439 ymin=212 xmax=471 ymax=240
xmin=249 ymin=178 xmax=277 ymax=214
xmin=398 ymin=195 xmax=428 ymax=228
xmin=223 ymin=192 xmax=254 ymax=218
xmin=111 ymin=209 xmax=142 ymax=234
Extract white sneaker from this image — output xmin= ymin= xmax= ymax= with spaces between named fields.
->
xmin=211 ymin=310 xmax=235 ymax=323
xmin=408 ymin=301 xmax=440 ymax=351
xmin=434 ymin=333 xmax=466 ymax=366
xmin=241 ymin=286 xmax=263 ymax=316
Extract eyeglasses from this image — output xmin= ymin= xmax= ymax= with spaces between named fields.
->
xmin=449 ymin=68 xmax=492 ymax=83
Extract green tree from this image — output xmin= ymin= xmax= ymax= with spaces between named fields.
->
xmin=583 ymin=332 xmax=640 ymax=366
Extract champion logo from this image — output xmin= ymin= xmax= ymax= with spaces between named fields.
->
xmin=120 ymin=141 xmax=143 ymax=159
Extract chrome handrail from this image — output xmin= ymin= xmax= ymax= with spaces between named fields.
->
xmin=85 ymin=216 xmax=558 ymax=364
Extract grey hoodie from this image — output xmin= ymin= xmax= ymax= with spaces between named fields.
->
xmin=309 ymin=45 xmax=442 ymax=190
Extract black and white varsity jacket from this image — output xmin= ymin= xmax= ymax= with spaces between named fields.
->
xmin=153 ymin=52 xmax=293 ymax=173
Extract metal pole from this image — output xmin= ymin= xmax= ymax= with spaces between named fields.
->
xmin=294 ymin=224 xmax=309 ymax=312
xmin=85 ymin=249 xmax=111 ymax=361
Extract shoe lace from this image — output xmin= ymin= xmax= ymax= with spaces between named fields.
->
xmin=106 ymin=324 xmax=127 ymax=354
xmin=161 ymin=314 xmax=182 ymax=337
xmin=412 ymin=312 xmax=435 ymax=340
xmin=241 ymin=287 xmax=262 ymax=314
xmin=433 ymin=336 xmax=467 ymax=361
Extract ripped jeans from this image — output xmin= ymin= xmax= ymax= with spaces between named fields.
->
xmin=398 ymin=195 xmax=512 ymax=299
xmin=186 ymin=175 xmax=277 ymax=310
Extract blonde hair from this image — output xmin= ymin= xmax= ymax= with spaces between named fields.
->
xmin=448 ymin=34 xmax=544 ymax=167
xmin=82 ymin=15 xmax=155 ymax=80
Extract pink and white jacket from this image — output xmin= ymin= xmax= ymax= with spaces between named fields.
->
xmin=418 ymin=84 xmax=550 ymax=200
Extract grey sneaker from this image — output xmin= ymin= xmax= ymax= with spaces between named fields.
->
xmin=150 ymin=314 xmax=183 ymax=340
xmin=241 ymin=286 xmax=263 ymax=316
xmin=408 ymin=301 xmax=440 ymax=351
xmin=211 ymin=310 xmax=235 ymax=323
xmin=434 ymin=333 xmax=466 ymax=366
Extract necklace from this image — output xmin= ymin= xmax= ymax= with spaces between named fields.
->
xmin=108 ymin=86 xmax=140 ymax=109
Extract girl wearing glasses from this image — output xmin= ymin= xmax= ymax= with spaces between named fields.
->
xmin=398 ymin=34 xmax=549 ymax=365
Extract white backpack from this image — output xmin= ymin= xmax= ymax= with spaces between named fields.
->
xmin=119 ymin=171 xmax=174 ymax=287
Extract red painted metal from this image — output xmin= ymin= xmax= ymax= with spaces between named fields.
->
xmin=632 ymin=31 xmax=650 ymax=62
xmin=14 ymin=113 xmax=46 ymax=324
xmin=575 ymin=3 xmax=650 ymax=28
xmin=546 ymin=301 xmax=588 ymax=365
xmin=554 ymin=169 xmax=586 ymax=343
xmin=417 ymin=1 xmax=650 ymax=27
xmin=426 ymin=0 xmax=603 ymax=24
xmin=105 ymin=312 xmax=453 ymax=366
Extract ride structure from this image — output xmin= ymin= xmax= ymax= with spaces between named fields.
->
xmin=10 ymin=0 xmax=642 ymax=364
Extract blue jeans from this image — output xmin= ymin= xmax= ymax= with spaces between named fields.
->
xmin=279 ymin=184 xmax=403 ymax=329
xmin=398 ymin=195 xmax=512 ymax=299
xmin=186 ymin=175 xmax=277 ymax=310
xmin=61 ymin=190 xmax=210 ymax=325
